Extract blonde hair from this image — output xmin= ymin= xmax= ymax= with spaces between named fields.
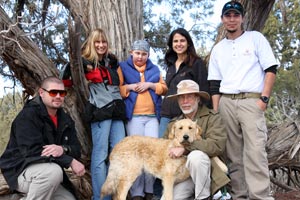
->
xmin=81 ymin=28 xmax=109 ymax=63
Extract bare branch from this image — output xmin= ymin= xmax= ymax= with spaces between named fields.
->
xmin=0 ymin=9 xmax=59 ymax=54
xmin=1 ymin=35 xmax=25 ymax=52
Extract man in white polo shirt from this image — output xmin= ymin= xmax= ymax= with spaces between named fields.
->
xmin=208 ymin=1 xmax=278 ymax=200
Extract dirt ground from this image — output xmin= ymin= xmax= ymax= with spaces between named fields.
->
xmin=274 ymin=190 xmax=300 ymax=200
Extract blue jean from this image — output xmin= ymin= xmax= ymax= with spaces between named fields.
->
xmin=158 ymin=117 xmax=171 ymax=138
xmin=156 ymin=117 xmax=172 ymax=197
xmin=126 ymin=116 xmax=159 ymax=197
xmin=91 ymin=119 xmax=125 ymax=200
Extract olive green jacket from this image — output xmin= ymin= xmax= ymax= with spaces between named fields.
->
xmin=164 ymin=105 xmax=230 ymax=195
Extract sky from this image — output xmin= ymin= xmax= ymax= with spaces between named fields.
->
xmin=0 ymin=0 xmax=228 ymax=98
xmin=212 ymin=0 xmax=228 ymax=24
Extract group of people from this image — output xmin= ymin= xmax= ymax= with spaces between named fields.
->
xmin=0 ymin=1 xmax=278 ymax=200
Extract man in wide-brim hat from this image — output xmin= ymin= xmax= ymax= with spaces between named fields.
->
xmin=163 ymin=79 xmax=230 ymax=200
xmin=167 ymin=79 xmax=210 ymax=119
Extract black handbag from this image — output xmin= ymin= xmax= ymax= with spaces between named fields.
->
xmin=84 ymin=98 xmax=126 ymax=123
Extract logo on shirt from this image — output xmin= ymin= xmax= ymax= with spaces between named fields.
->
xmin=243 ymin=49 xmax=252 ymax=56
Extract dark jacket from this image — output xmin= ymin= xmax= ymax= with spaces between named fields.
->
xmin=83 ymin=54 xmax=126 ymax=122
xmin=160 ymin=58 xmax=210 ymax=118
xmin=0 ymin=96 xmax=81 ymax=197
xmin=164 ymin=105 xmax=230 ymax=194
xmin=119 ymin=56 xmax=162 ymax=120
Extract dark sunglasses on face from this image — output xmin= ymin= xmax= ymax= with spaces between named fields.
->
xmin=42 ymin=88 xmax=67 ymax=97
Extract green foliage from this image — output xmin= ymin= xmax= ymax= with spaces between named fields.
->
xmin=0 ymin=93 xmax=23 ymax=155
xmin=144 ymin=0 xmax=216 ymax=67
xmin=263 ymin=0 xmax=300 ymax=124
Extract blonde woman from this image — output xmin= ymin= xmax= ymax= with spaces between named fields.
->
xmin=81 ymin=28 xmax=126 ymax=200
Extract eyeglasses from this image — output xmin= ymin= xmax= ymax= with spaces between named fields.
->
xmin=42 ymin=88 xmax=67 ymax=97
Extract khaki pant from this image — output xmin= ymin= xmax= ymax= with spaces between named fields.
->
xmin=172 ymin=151 xmax=211 ymax=200
xmin=219 ymin=97 xmax=273 ymax=200
xmin=17 ymin=163 xmax=75 ymax=200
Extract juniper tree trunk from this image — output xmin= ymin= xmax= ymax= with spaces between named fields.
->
xmin=0 ymin=1 xmax=144 ymax=198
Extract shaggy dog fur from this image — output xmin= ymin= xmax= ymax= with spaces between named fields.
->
xmin=100 ymin=118 xmax=227 ymax=200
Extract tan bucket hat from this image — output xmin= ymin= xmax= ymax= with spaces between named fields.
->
xmin=167 ymin=80 xmax=210 ymax=100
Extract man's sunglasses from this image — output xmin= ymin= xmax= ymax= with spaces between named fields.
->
xmin=42 ymin=88 xmax=67 ymax=97
xmin=224 ymin=3 xmax=242 ymax=10
xmin=223 ymin=2 xmax=244 ymax=15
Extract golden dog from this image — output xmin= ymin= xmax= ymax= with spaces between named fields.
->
xmin=100 ymin=118 xmax=227 ymax=200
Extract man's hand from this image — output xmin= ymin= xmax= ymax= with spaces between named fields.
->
xmin=169 ymin=147 xmax=185 ymax=159
xmin=257 ymin=99 xmax=267 ymax=111
xmin=70 ymin=159 xmax=86 ymax=176
xmin=41 ymin=144 xmax=64 ymax=157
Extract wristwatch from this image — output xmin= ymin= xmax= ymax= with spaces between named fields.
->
xmin=260 ymin=96 xmax=269 ymax=104
xmin=62 ymin=145 xmax=69 ymax=154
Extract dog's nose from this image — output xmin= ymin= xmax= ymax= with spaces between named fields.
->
xmin=183 ymin=135 xmax=189 ymax=140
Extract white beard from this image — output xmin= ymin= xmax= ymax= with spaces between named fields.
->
xmin=180 ymin=102 xmax=198 ymax=115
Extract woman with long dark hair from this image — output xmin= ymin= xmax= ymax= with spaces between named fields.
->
xmin=159 ymin=28 xmax=210 ymax=137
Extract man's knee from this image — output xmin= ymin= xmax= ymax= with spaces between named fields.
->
xmin=186 ymin=151 xmax=210 ymax=168
xmin=32 ymin=163 xmax=63 ymax=185
xmin=17 ymin=163 xmax=64 ymax=194
xmin=45 ymin=163 xmax=64 ymax=184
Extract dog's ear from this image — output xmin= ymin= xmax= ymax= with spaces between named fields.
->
xmin=168 ymin=123 xmax=176 ymax=139
xmin=196 ymin=124 xmax=202 ymax=140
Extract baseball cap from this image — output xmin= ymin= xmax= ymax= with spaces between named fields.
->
xmin=222 ymin=1 xmax=244 ymax=16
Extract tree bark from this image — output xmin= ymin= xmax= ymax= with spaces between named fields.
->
xmin=0 ymin=7 xmax=57 ymax=96
xmin=0 ymin=1 xmax=144 ymax=198
xmin=59 ymin=0 xmax=144 ymax=61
